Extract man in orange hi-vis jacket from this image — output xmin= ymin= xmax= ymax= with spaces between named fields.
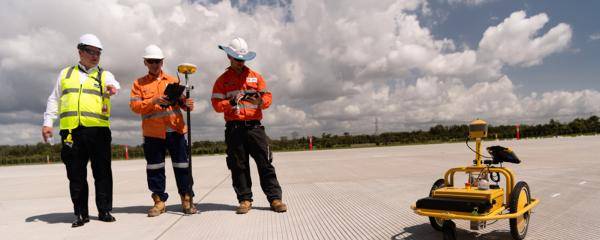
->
xmin=211 ymin=37 xmax=287 ymax=214
xmin=130 ymin=44 xmax=197 ymax=217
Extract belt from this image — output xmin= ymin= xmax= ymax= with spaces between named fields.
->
xmin=226 ymin=120 xmax=262 ymax=128
xmin=61 ymin=126 xmax=108 ymax=132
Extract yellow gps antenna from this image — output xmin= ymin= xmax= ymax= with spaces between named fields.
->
xmin=469 ymin=119 xmax=488 ymax=166
xmin=177 ymin=63 xmax=197 ymax=75
xmin=177 ymin=63 xmax=197 ymax=189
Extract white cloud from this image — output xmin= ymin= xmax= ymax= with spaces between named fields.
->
xmin=522 ymin=90 xmax=600 ymax=119
xmin=478 ymin=11 xmax=572 ymax=67
xmin=307 ymin=76 xmax=600 ymax=134
xmin=590 ymin=32 xmax=600 ymax=41
xmin=0 ymin=0 xmax=590 ymax=145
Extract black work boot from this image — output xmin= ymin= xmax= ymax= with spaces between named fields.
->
xmin=98 ymin=211 xmax=116 ymax=222
xmin=71 ymin=214 xmax=90 ymax=228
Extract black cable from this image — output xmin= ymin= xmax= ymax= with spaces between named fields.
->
xmin=465 ymin=138 xmax=492 ymax=159
xmin=486 ymin=219 xmax=500 ymax=226
xmin=490 ymin=171 xmax=501 ymax=183
xmin=474 ymin=167 xmax=487 ymax=182
xmin=175 ymin=71 xmax=182 ymax=84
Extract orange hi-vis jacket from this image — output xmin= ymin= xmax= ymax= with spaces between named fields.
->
xmin=130 ymin=71 xmax=188 ymax=139
xmin=211 ymin=66 xmax=272 ymax=121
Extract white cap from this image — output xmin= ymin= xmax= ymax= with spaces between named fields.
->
xmin=79 ymin=34 xmax=103 ymax=49
xmin=218 ymin=37 xmax=256 ymax=61
xmin=143 ymin=44 xmax=164 ymax=59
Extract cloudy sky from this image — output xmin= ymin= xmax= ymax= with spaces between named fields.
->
xmin=1 ymin=0 xmax=599 ymax=145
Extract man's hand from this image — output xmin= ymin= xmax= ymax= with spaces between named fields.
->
xmin=42 ymin=126 xmax=53 ymax=143
xmin=106 ymin=84 xmax=117 ymax=96
xmin=152 ymin=95 xmax=169 ymax=106
xmin=183 ymin=98 xmax=194 ymax=111
xmin=244 ymin=92 xmax=263 ymax=106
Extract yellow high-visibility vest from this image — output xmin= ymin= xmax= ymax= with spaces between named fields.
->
xmin=59 ymin=65 xmax=111 ymax=130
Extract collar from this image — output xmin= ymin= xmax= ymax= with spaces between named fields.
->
xmin=78 ymin=63 xmax=99 ymax=73
xmin=227 ymin=66 xmax=249 ymax=75
xmin=145 ymin=70 xmax=167 ymax=81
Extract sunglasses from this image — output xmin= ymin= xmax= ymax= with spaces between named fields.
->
xmin=81 ymin=47 xmax=101 ymax=57
xmin=146 ymin=59 xmax=163 ymax=64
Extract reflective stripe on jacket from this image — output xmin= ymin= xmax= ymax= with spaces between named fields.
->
xmin=129 ymin=71 xmax=188 ymax=139
xmin=59 ymin=65 xmax=110 ymax=129
xmin=211 ymin=66 xmax=272 ymax=121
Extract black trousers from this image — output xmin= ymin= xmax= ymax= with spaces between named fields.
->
xmin=143 ymin=132 xmax=194 ymax=202
xmin=60 ymin=126 xmax=113 ymax=216
xmin=225 ymin=121 xmax=282 ymax=203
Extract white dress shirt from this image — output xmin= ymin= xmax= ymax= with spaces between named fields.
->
xmin=43 ymin=63 xmax=120 ymax=127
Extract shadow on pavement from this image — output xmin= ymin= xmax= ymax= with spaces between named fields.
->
xmin=391 ymin=223 xmax=511 ymax=240
xmin=26 ymin=203 xmax=276 ymax=224
xmin=25 ymin=212 xmax=74 ymax=224
xmin=112 ymin=204 xmax=197 ymax=215
xmin=197 ymin=203 xmax=272 ymax=212
xmin=24 ymin=204 xmax=177 ymax=224
xmin=112 ymin=203 xmax=272 ymax=215
xmin=113 ymin=205 xmax=149 ymax=214
xmin=197 ymin=203 xmax=235 ymax=212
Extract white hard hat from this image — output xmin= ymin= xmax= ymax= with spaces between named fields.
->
xmin=218 ymin=37 xmax=256 ymax=61
xmin=78 ymin=34 xmax=103 ymax=49
xmin=143 ymin=44 xmax=164 ymax=59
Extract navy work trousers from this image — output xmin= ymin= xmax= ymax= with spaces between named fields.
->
xmin=143 ymin=132 xmax=194 ymax=201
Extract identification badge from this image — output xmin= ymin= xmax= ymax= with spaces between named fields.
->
xmin=246 ymin=77 xmax=258 ymax=83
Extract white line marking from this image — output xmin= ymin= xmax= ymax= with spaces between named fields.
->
xmin=579 ymin=181 xmax=587 ymax=185
xmin=551 ymin=193 xmax=561 ymax=198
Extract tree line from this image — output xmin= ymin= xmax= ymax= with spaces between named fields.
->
xmin=2 ymin=116 xmax=599 ymax=166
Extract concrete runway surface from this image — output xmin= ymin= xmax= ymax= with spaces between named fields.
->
xmin=1 ymin=135 xmax=599 ymax=240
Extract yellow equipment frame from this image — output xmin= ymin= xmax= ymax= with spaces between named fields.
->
xmin=411 ymin=199 xmax=539 ymax=221
xmin=411 ymin=119 xmax=539 ymax=222
xmin=411 ymin=161 xmax=540 ymax=221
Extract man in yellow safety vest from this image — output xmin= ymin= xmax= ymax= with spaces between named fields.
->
xmin=42 ymin=34 xmax=120 ymax=227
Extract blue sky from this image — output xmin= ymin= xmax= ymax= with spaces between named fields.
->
xmin=0 ymin=0 xmax=599 ymax=145
xmin=424 ymin=0 xmax=600 ymax=94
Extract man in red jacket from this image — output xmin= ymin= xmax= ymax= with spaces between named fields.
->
xmin=211 ymin=37 xmax=286 ymax=214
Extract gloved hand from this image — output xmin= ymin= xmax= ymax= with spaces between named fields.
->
xmin=152 ymin=95 xmax=169 ymax=107
xmin=244 ymin=92 xmax=262 ymax=106
xmin=229 ymin=93 xmax=244 ymax=106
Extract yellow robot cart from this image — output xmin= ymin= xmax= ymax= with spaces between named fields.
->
xmin=411 ymin=119 xmax=539 ymax=240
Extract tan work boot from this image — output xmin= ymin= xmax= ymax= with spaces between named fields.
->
xmin=180 ymin=193 xmax=198 ymax=214
xmin=270 ymin=199 xmax=287 ymax=213
xmin=148 ymin=194 xmax=166 ymax=217
xmin=236 ymin=200 xmax=252 ymax=214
